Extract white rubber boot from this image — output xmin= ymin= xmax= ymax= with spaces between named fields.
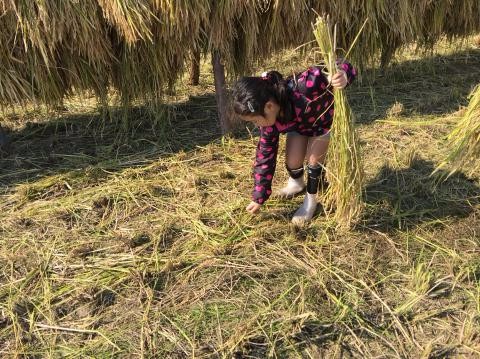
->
xmin=278 ymin=176 xmax=305 ymax=198
xmin=291 ymin=193 xmax=317 ymax=225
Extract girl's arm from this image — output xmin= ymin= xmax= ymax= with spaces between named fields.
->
xmin=251 ymin=125 xmax=280 ymax=206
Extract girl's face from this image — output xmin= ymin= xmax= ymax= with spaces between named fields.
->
xmin=240 ymin=100 xmax=280 ymax=127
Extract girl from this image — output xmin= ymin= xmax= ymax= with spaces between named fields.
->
xmin=232 ymin=61 xmax=356 ymax=224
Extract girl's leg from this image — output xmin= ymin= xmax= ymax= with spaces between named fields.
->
xmin=306 ymin=133 xmax=330 ymax=192
xmin=286 ymin=133 xmax=309 ymax=168
xmin=292 ymin=133 xmax=330 ymax=224
xmin=305 ymin=133 xmax=330 ymax=166
xmin=278 ymin=133 xmax=309 ymax=198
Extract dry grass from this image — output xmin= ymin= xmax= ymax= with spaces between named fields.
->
xmin=1 ymin=39 xmax=480 ymax=358
xmin=435 ymin=84 xmax=480 ymax=178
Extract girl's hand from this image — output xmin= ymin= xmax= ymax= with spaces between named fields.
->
xmin=330 ymin=70 xmax=348 ymax=89
xmin=246 ymin=201 xmax=262 ymax=214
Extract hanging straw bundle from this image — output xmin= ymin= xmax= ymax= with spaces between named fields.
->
xmin=435 ymin=84 xmax=480 ymax=177
xmin=1 ymin=1 xmax=479 ymax=115
xmin=313 ymin=15 xmax=365 ymax=228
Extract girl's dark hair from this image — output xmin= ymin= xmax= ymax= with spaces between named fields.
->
xmin=231 ymin=71 xmax=292 ymax=123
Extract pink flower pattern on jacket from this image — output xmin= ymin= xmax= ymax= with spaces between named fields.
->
xmin=251 ymin=61 xmax=356 ymax=204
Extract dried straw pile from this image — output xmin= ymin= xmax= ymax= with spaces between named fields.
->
xmin=0 ymin=1 xmax=479 ymax=109
xmin=436 ymin=84 xmax=480 ymax=177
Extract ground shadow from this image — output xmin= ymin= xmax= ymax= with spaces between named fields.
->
xmin=1 ymin=48 xmax=479 ymax=190
xmin=233 ymin=319 xmax=383 ymax=358
xmin=0 ymin=94 xmax=252 ymax=190
xmin=349 ymin=48 xmax=480 ymax=123
xmin=362 ymin=158 xmax=480 ymax=231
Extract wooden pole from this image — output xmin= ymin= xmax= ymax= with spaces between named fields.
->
xmin=0 ymin=125 xmax=8 ymax=149
xmin=212 ymin=50 xmax=231 ymax=134
xmin=189 ymin=48 xmax=200 ymax=86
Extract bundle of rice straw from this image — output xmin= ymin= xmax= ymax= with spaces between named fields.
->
xmin=435 ymin=84 xmax=480 ymax=178
xmin=313 ymin=15 xmax=365 ymax=228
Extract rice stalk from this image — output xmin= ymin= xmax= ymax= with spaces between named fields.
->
xmin=434 ymin=84 xmax=480 ymax=177
xmin=313 ymin=15 xmax=364 ymax=228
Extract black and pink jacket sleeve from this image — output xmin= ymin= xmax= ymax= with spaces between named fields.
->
xmin=252 ymin=125 xmax=280 ymax=204
xmin=300 ymin=60 xmax=356 ymax=99
xmin=337 ymin=60 xmax=356 ymax=86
